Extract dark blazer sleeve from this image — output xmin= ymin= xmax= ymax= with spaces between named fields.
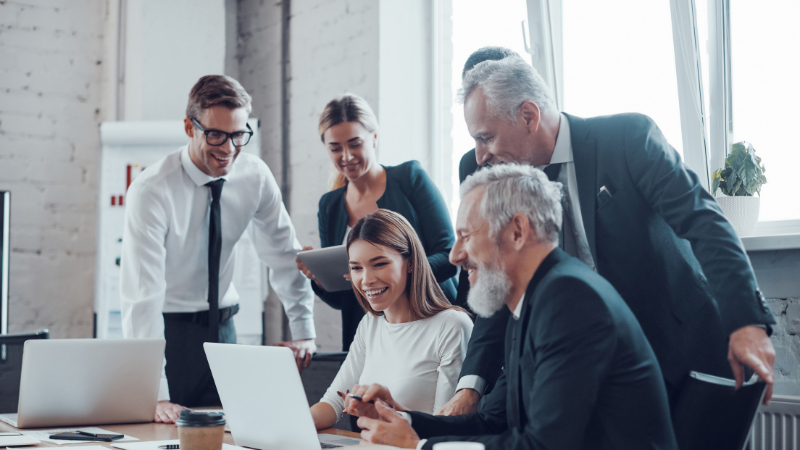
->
xmin=422 ymin=278 xmax=619 ymax=450
xmin=409 ymin=371 xmax=509 ymax=443
xmin=457 ymin=309 xmax=509 ymax=387
xmin=312 ymin=194 xmax=349 ymax=310
xmin=405 ymin=161 xmax=457 ymax=282
xmin=622 ymin=114 xmax=775 ymax=334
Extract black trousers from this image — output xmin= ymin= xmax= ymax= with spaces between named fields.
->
xmin=163 ymin=315 xmax=237 ymax=407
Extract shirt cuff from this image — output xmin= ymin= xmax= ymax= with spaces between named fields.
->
xmin=456 ymin=375 xmax=487 ymax=395
xmin=398 ymin=411 xmax=413 ymax=425
xmin=287 ymin=317 xmax=316 ymax=341
xmin=417 ymin=439 xmax=427 ymax=450
xmin=157 ymin=375 xmax=171 ymax=402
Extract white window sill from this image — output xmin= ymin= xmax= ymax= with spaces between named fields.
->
xmin=741 ymin=220 xmax=800 ymax=252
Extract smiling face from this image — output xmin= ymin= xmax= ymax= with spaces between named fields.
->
xmin=322 ymin=121 xmax=378 ymax=181
xmin=450 ymin=187 xmax=512 ymax=316
xmin=348 ymin=239 xmax=411 ymax=317
xmin=184 ymin=105 xmax=250 ymax=178
xmin=464 ymin=87 xmax=548 ymax=167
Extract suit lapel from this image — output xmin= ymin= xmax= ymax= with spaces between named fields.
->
xmin=565 ymin=113 xmax=598 ymax=265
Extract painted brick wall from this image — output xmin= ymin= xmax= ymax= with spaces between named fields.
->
xmin=751 ymin=249 xmax=800 ymax=396
xmin=290 ymin=0 xmax=380 ymax=351
xmin=236 ymin=0 xmax=380 ymax=350
xmin=0 ymin=0 xmax=107 ymax=337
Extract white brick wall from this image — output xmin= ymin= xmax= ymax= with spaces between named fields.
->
xmin=289 ymin=0 xmax=381 ymax=351
xmin=0 ymin=0 xmax=107 ymax=337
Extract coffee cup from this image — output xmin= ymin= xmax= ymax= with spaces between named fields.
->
xmin=176 ymin=410 xmax=226 ymax=450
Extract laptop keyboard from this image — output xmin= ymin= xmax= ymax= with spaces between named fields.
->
xmin=320 ymin=443 xmax=341 ymax=449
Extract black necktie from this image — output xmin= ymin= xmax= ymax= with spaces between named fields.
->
xmin=205 ymin=179 xmax=225 ymax=342
xmin=543 ymin=164 xmax=566 ymax=250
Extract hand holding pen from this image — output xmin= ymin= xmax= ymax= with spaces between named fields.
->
xmin=339 ymin=384 xmax=407 ymax=420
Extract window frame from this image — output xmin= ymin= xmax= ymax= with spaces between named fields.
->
xmin=533 ymin=0 xmax=800 ymax=242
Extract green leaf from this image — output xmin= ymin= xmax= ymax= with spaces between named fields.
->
xmin=712 ymin=141 xmax=767 ymax=196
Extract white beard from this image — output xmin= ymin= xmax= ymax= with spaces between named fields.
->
xmin=467 ymin=260 xmax=512 ymax=318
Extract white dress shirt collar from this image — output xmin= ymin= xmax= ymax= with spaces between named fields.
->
xmin=512 ymin=293 xmax=526 ymax=320
xmin=180 ymin=145 xmax=229 ymax=186
xmin=548 ymin=113 xmax=573 ymax=165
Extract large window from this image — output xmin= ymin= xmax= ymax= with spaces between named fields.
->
xmin=562 ymin=0 xmax=683 ymax=156
xmin=728 ymin=0 xmax=800 ymax=222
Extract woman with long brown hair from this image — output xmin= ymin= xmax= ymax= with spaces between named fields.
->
xmin=295 ymin=93 xmax=459 ymax=352
xmin=309 ymin=210 xmax=472 ymax=430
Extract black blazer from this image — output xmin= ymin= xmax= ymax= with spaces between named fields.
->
xmin=314 ymin=160 xmax=458 ymax=350
xmin=458 ymin=113 xmax=775 ymax=389
xmin=410 ymin=248 xmax=678 ymax=450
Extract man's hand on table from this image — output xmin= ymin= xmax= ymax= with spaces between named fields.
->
xmin=729 ymin=325 xmax=776 ymax=404
xmin=274 ymin=339 xmax=316 ymax=373
xmin=436 ymin=388 xmax=480 ymax=416
xmin=358 ymin=401 xmax=420 ymax=449
xmin=154 ymin=401 xmax=187 ymax=423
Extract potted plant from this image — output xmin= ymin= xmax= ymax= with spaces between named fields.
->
xmin=711 ymin=141 xmax=767 ymax=237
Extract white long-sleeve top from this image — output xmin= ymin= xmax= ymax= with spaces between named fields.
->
xmin=120 ymin=145 xmax=316 ymax=401
xmin=321 ymin=308 xmax=473 ymax=421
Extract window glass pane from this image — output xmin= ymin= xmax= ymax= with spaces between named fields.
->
xmin=562 ymin=0 xmax=683 ymax=156
xmin=730 ymin=0 xmax=800 ymax=221
xmin=449 ymin=0 xmax=529 ymax=221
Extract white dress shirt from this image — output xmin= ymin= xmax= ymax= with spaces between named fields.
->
xmin=455 ymin=113 xmax=595 ymax=396
xmin=320 ymin=309 xmax=473 ymax=422
xmin=121 ymin=145 xmax=315 ymax=401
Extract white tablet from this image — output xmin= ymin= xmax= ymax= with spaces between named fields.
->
xmin=296 ymin=245 xmax=352 ymax=292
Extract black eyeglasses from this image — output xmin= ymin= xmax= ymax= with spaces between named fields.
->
xmin=191 ymin=117 xmax=253 ymax=147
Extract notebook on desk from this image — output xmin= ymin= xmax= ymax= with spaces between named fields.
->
xmin=0 ymin=339 xmax=164 ymax=428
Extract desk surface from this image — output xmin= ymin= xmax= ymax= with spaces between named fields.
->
xmin=0 ymin=420 xmax=361 ymax=448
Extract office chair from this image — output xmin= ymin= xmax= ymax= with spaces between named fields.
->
xmin=672 ymin=371 xmax=766 ymax=450
xmin=301 ymin=352 xmax=350 ymax=430
xmin=0 ymin=329 xmax=49 ymax=413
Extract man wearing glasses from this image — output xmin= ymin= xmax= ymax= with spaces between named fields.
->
xmin=120 ymin=75 xmax=317 ymax=423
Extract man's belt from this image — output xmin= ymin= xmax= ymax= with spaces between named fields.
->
xmin=163 ymin=304 xmax=240 ymax=326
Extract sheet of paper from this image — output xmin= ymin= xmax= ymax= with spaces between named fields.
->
xmin=112 ymin=440 xmax=246 ymax=450
xmin=20 ymin=427 xmax=139 ymax=445
xmin=0 ymin=431 xmax=41 ymax=447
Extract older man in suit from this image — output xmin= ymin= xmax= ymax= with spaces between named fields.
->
xmin=439 ymin=54 xmax=776 ymax=417
xmin=354 ymin=164 xmax=678 ymax=450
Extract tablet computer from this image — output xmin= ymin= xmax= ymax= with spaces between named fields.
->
xmin=296 ymin=245 xmax=352 ymax=292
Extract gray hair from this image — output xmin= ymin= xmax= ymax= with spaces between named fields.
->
xmin=461 ymin=164 xmax=562 ymax=245
xmin=457 ymin=57 xmax=555 ymax=123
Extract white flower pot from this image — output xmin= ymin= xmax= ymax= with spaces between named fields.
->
xmin=715 ymin=195 xmax=760 ymax=237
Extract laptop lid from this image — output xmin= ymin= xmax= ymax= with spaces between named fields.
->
xmin=204 ymin=343 xmax=321 ymax=450
xmin=14 ymin=339 xmax=164 ymax=428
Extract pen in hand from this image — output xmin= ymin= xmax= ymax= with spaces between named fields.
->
xmin=346 ymin=393 xmax=374 ymax=404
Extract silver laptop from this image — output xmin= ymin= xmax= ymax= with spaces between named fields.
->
xmin=0 ymin=339 xmax=164 ymax=428
xmin=204 ymin=343 xmax=363 ymax=450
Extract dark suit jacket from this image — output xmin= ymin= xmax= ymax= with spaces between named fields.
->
xmin=314 ymin=160 xmax=458 ymax=350
xmin=410 ymin=248 xmax=678 ymax=450
xmin=458 ymin=113 xmax=775 ymax=391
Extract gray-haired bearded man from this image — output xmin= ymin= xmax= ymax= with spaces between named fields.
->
xmin=353 ymin=164 xmax=678 ymax=450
